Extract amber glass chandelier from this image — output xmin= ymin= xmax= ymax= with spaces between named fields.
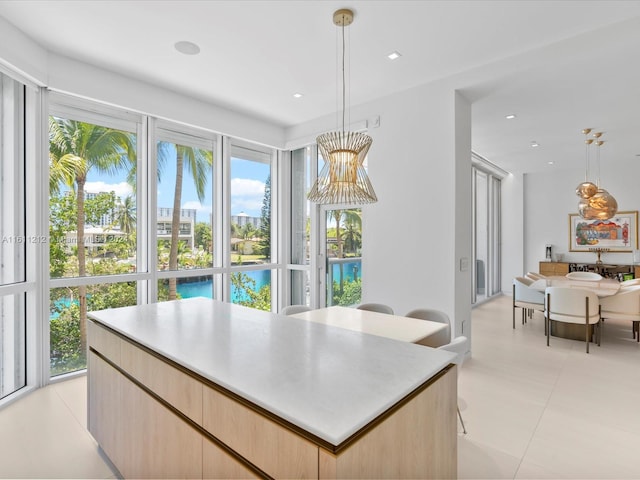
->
xmin=576 ymin=130 xmax=617 ymax=220
xmin=308 ymin=8 xmax=378 ymax=205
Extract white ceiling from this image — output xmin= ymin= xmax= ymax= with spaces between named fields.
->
xmin=2 ymin=0 xmax=640 ymax=174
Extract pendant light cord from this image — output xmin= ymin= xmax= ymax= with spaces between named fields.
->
xmin=341 ymin=16 xmax=346 ymax=136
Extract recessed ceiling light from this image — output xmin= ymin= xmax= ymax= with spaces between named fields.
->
xmin=293 ymin=93 xmax=303 ymax=98
xmin=531 ymin=141 xmax=539 ymax=147
xmin=548 ymin=161 xmax=554 ymax=165
xmin=505 ymin=114 xmax=517 ymax=119
xmin=174 ymin=41 xmax=200 ymax=55
xmin=387 ymin=51 xmax=402 ymax=60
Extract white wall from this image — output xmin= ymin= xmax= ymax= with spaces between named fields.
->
xmin=47 ymin=54 xmax=285 ymax=149
xmin=0 ymin=19 xmax=285 ymax=149
xmin=0 ymin=16 xmax=47 ymax=85
xmin=501 ymin=173 xmax=525 ymax=293
xmin=287 ymin=81 xmax=473 ymax=339
xmin=524 ymin=160 xmax=640 ymax=274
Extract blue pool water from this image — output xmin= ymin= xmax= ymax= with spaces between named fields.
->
xmin=330 ymin=261 xmax=361 ymax=283
xmin=177 ymin=270 xmax=271 ymax=302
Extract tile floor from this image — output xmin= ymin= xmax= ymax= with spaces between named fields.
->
xmin=0 ymin=294 xmax=638 ymax=479
xmin=458 ymin=295 xmax=640 ymax=479
xmin=0 ymin=375 xmax=116 ymax=479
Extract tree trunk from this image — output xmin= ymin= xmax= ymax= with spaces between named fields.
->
xmin=77 ymin=178 xmax=88 ymax=357
xmin=333 ymin=210 xmax=344 ymax=294
xmin=168 ymin=150 xmax=184 ymax=300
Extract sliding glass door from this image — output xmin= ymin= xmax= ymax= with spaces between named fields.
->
xmin=472 ymin=157 xmax=502 ymax=304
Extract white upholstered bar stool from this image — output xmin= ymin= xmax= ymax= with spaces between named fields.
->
xmin=281 ymin=305 xmax=312 ymax=316
xmin=356 ymin=303 xmax=394 ymax=315
xmin=544 ymin=286 xmax=601 ymax=353
xmin=405 ymin=308 xmax=451 ymax=347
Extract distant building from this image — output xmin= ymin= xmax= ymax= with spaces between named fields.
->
xmin=157 ymin=208 xmax=196 ymax=248
xmin=232 ymin=211 xmax=261 ymax=229
xmin=62 ymin=200 xmax=197 ymax=251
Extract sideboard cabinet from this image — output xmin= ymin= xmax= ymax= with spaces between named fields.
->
xmin=539 ymin=262 xmax=640 ymax=280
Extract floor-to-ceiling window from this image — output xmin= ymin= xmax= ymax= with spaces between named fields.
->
xmin=154 ymin=124 xmax=215 ymax=303
xmin=287 ymin=145 xmax=366 ymax=309
xmin=0 ymin=72 xmax=26 ymax=399
xmin=288 ymin=146 xmax=313 ymax=307
xmin=315 ymin=153 xmax=364 ymax=308
xmin=472 ymin=153 xmax=503 ymax=304
xmin=228 ymin=141 xmax=275 ymax=311
xmin=48 ymin=98 xmax=142 ymax=376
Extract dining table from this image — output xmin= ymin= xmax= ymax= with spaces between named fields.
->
xmin=529 ymin=275 xmax=621 ymax=341
xmin=290 ymin=305 xmax=450 ymax=347
xmin=529 ymin=275 xmax=621 ymax=297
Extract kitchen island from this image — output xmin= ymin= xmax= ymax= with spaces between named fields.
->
xmin=88 ymin=297 xmax=457 ymax=479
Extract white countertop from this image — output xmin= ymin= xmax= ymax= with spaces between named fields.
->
xmin=88 ymin=297 xmax=455 ymax=446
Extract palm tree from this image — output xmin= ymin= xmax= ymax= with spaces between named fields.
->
xmin=342 ymin=220 xmax=362 ymax=254
xmin=49 ymin=117 xmax=136 ymax=355
xmin=241 ymin=223 xmax=256 ymax=240
xmin=117 ymin=195 xmax=136 ymax=235
xmin=330 ymin=209 xmax=362 ymax=294
xmin=157 ymin=143 xmax=212 ymax=300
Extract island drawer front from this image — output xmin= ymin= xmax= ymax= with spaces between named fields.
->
xmin=88 ymin=320 xmax=122 ymax=365
xmin=203 ymin=437 xmax=260 ymax=479
xmin=318 ymin=365 xmax=457 ymax=479
xmin=88 ymin=351 xmax=122 ymax=467
xmin=202 ymin=385 xmax=319 ymax=479
xmin=118 ymin=367 xmax=203 ymax=479
xmin=120 ymin=338 xmax=203 ymax=425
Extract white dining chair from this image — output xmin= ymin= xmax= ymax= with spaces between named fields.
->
xmin=356 ymin=303 xmax=394 ymax=315
xmin=525 ymin=272 xmax=546 ymax=281
xmin=620 ymin=278 xmax=640 ymax=289
xmin=544 ymin=286 xmax=601 ymax=353
xmin=437 ymin=336 xmax=469 ymax=434
xmin=513 ymin=276 xmax=545 ymax=329
xmin=280 ymin=305 xmax=311 ymax=316
xmin=405 ymin=308 xmax=451 ymax=346
xmin=599 ymin=285 xmax=640 ymax=342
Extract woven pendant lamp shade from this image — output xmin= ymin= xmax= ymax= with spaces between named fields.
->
xmin=308 ymin=131 xmax=377 ymax=204
xmin=307 ymin=8 xmax=378 ymax=205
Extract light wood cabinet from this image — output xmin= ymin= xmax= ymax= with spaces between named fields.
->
xmin=541 ymin=262 xmax=638 ymax=279
xmin=120 ymin=339 xmax=203 ymax=424
xmin=203 ymin=385 xmax=318 ymax=479
xmin=203 ymin=437 xmax=259 ymax=480
xmin=539 ymin=261 xmax=569 ymax=276
xmin=319 ymin=365 xmax=457 ymax=479
xmin=88 ymin=319 xmax=456 ymax=479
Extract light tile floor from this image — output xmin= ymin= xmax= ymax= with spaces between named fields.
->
xmin=0 ymin=376 xmax=116 ymax=479
xmin=1 ymin=294 xmax=638 ymax=479
xmin=459 ymin=294 xmax=640 ymax=479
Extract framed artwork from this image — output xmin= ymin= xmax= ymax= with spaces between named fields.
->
xmin=569 ymin=211 xmax=638 ymax=252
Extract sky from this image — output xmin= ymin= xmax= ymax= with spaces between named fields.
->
xmin=81 ymin=154 xmax=269 ymax=223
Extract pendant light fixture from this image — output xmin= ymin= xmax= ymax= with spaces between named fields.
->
xmin=587 ymin=135 xmax=618 ymax=220
xmin=307 ymin=8 xmax=378 ymax=205
xmin=577 ymin=131 xmax=618 ymax=221
xmin=575 ymin=128 xmax=597 ymax=200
